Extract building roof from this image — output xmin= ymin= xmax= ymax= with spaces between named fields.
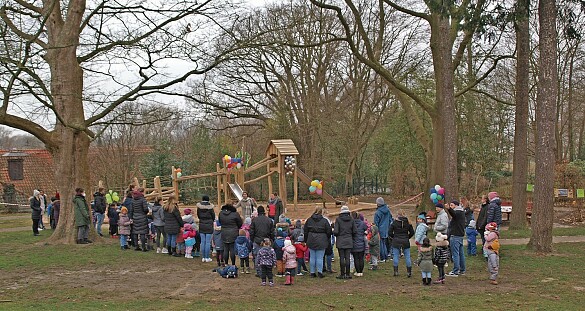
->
xmin=0 ymin=149 xmax=55 ymax=198
xmin=266 ymin=139 xmax=299 ymax=157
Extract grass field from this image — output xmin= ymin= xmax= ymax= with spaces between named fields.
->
xmin=1 ymin=229 xmax=584 ymax=311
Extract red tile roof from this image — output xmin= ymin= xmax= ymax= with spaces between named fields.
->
xmin=0 ymin=149 xmax=56 ymax=198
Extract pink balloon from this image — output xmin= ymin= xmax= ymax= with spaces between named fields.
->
xmin=438 ymin=188 xmax=445 ymax=195
xmin=316 ymin=189 xmax=323 ymax=195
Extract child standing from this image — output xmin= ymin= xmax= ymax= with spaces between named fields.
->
xmin=273 ymin=231 xmax=286 ymax=277
xmin=466 ymin=220 xmax=478 ymax=256
xmin=433 ymin=232 xmax=450 ymax=284
xmin=235 ymin=229 xmax=253 ymax=273
xmin=183 ymin=223 xmax=197 ymax=259
xmin=107 ymin=203 xmax=119 ymax=237
xmin=294 ymin=236 xmax=308 ymax=275
xmin=212 ymin=220 xmax=224 ymax=267
xmin=283 ymin=238 xmax=297 ymax=285
xmin=257 ymin=238 xmax=277 ymax=286
xmin=176 ymin=226 xmax=186 ymax=257
xmin=414 ymin=214 xmax=428 ymax=251
xmin=484 ymin=222 xmax=500 ymax=285
xmin=241 ymin=217 xmax=252 ymax=240
xmin=118 ymin=207 xmax=132 ymax=250
xmin=368 ymin=225 xmax=380 ymax=270
xmin=416 ymin=237 xmax=433 ymax=286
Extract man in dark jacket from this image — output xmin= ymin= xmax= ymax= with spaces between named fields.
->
xmin=250 ymin=206 xmax=274 ymax=276
xmin=334 ymin=206 xmax=357 ymax=279
xmin=93 ymin=188 xmax=107 ymax=237
xmin=197 ymin=195 xmax=216 ymax=262
xmin=487 ymin=192 xmax=503 ymax=227
xmin=131 ymin=188 xmax=150 ymax=251
xmin=446 ymin=200 xmax=466 ymax=276
xmin=374 ymin=197 xmax=392 ymax=262
xmin=219 ymin=204 xmax=243 ymax=266
xmin=389 ymin=211 xmax=414 ymax=277
xmin=303 ymin=206 xmax=332 ymax=278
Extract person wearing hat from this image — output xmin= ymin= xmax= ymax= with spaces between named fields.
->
xmin=73 ymin=188 xmax=92 ymax=244
xmin=484 ymin=222 xmax=500 ymax=285
xmin=446 ymin=200 xmax=466 ymax=276
xmin=414 ymin=213 xmax=429 ymax=252
xmin=486 ymin=192 xmax=502 ymax=227
xmin=334 ymin=206 xmax=357 ymax=279
xmin=433 ymin=232 xmax=450 ymax=284
xmin=433 ymin=203 xmax=449 ymax=235
xmin=30 ymin=189 xmax=42 ymax=236
xmin=250 ymin=205 xmax=274 ymax=276
xmin=466 ymin=220 xmax=478 ymax=256
xmin=374 ymin=197 xmax=392 ymax=262
xmin=197 ymin=195 xmax=216 ymax=262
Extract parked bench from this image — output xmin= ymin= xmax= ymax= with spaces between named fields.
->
xmin=500 ymin=201 xmax=533 ymax=223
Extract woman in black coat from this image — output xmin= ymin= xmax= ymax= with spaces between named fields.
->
xmin=303 ymin=206 xmax=332 ymax=278
xmin=218 ymin=204 xmax=242 ymax=265
xmin=196 ymin=195 xmax=216 ymax=262
xmin=351 ymin=212 xmax=368 ymax=277
xmin=389 ymin=210 xmax=415 ymax=277
xmin=30 ymin=190 xmax=42 ymax=236
xmin=131 ymin=189 xmax=150 ymax=251
xmin=334 ymin=206 xmax=357 ymax=279
xmin=164 ymin=195 xmax=184 ymax=257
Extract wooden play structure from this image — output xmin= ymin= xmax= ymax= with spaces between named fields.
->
xmin=124 ymin=139 xmax=336 ymax=210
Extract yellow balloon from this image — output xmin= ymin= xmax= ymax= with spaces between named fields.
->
xmin=317 ymin=184 xmax=323 ymax=190
xmin=311 ymin=180 xmax=318 ymax=187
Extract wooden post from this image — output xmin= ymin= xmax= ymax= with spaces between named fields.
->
xmin=293 ymin=165 xmax=298 ymax=211
xmin=279 ymin=155 xmax=287 ymax=210
xmin=98 ymin=180 xmax=104 ymax=189
xmin=133 ymin=177 xmax=140 ymax=188
xmin=171 ymin=166 xmax=179 ymax=201
xmin=223 ymin=172 xmax=229 ymax=206
xmin=154 ymin=176 xmax=162 ymax=199
xmin=267 ymin=163 xmax=273 ymax=198
xmin=216 ymin=163 xmax=222 ymax=208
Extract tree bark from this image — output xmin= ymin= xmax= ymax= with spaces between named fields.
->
xmin=510 ymin=0 xmax=530 ymax=230
xmin=529 ymin=0 xmax=557 ymax=253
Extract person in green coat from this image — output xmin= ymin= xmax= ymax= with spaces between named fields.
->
xmin=74 ymin=188 xmax=92 ymax=244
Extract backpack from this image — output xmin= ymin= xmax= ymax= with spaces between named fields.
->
xmin=268 ymin=204 xmax=276 ymax=217
xmin=217 ymin=265 xmax=238 ymax=278
xmin=235 ymin=239 xmax=250 ymax=258
xmin=489 ymin=232 xmax=501 ymax=253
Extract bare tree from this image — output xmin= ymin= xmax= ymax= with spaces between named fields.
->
xmin=0 ymin=0 xmax=247 ymax=243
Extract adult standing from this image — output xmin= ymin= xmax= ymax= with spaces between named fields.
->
xmin=374 ymin=197 xmax=392 ymax=262
xmin=433 ymin=203 xmax=449 ymax=235
xmin=30 ymin=190 xmax=42 ymax=236
xmin=130 ymin=188 xmax=150 ymax=252
xmin=476 ymin=195 xmax=489 ymax=246
xmin=38 ymin=190 xmax=48 ymax=230
xmin=486 ymin=192 xmax=503 ymax=228
xmin=151 ymin=197 xmax=167 ymax=254
xmin=197 ymin=195 xmax=216 ymax=263
xmin=73 ymin=188 xmax=92 ymax=244
xmin=446 ymin=200 xmax=466 ymax=276
xmin=351 ymin=212 xmax=368 ymax=277
xmin=389 ymin=210 xmax=415 ymax=277
xmin=219 ymin=204 xmax=243 ymax=266
xmin=52 ymin=199 xmax=61 ymax=229
xmin=250 ymin=206 xmax=274 ymax=276
xmin=267 ymin=193 xmax=283 ymax=222
xmin=122 ymin=185 xmax=135 ymax=246
xmin=93 ymin=188 xmax=107 ymax=237
xmin=163 ymin=195 xmax=183 ymax=257
xmin=235 ymin=192 xmax=257 ymax=221
xmin=303 ymin=206 xmax=332 ymax=278
xmin=334 ymin=206 xmax=357 ymax=279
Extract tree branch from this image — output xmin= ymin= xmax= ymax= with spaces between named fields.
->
xmin=382 ymin=0 xmax=430 ymax=21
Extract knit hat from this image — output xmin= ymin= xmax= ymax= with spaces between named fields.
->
xmin=33 ymin=189 xmax=40 ymax=197
xmin=486 ymin=222 xmax=498 ymax=231
xmin=376 ymin=197 xmax=385 ymax=205
xmin=121 ymin=206 xmax=128 ymax=214
xmin=244 ymin=217 xmax=251 ymax=225
xmin=451 ymin=200 xmax=460 ymax=207
xmin=202 ymin=195 xmax=210 ymax=201
xmin=417 ymin=214 xmax=426 ymax=220
xmin=340 ymin=205 xmax=350 ymax=214
xmin=468 ymin=220 xmax=476 ymax=228
xmin=279 ymin=214 xmax=287 ymax=223
xmin=257 ymin=205 xmax=265 ymax=214
xmin=435 ymin=232 xmax=447 ymax=242
xmin=435 ymin=203 xmax=444 ymax=209
xmin=488 ymin=192 xmax=498 ymax=201
xmin=184 ymin=208 xmax=192 ymax=215
xmin=280 ymin=231 xmax=288 ymax=238
xmin=297 ymin=235 xmax=304 ymax=242
xmin=284 ymin=238 xmax=292 ymax=247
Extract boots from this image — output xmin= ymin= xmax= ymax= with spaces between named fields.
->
xmin=290 ymin=275 xmax=294 ymax=285
xmin=285 ymin=274 xmax=291 ymax=285
xmin=407 ymin=266 xmax=412 ymax=278
xmin=427 ymin=278 xmax=432 ymax=286
xmin=172 ymin=247 xmax=181 ymax=257
xmin=167 ymin=246 xmax=172 ymax=256
xmin=393 ymin=266 xmax=399 ymax=276
xmin=422 ymin=278 xmax=426 ymax=285
xmin=77 ymin=239 xmax=88 ymax=244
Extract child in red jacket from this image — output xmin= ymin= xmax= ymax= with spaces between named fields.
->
xmin=294 ymin=236 xmax=309 ymax=275
xmin=183 ymin=223 xmax=197 ymax=258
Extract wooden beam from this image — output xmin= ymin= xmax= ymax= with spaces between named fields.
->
xmin=279 ymin=156 xmax=287 ymax=210
xmin=176 ymin=171 xmax=225 ymax=181
xmin=244 ymin=170 xmax=277 ymax=185
xmin=154 ymin=176 xmax=162 ymax=199
xmin=267 ymin=163 xmax=273 ymax=198
xmin=172 ymin=166 xmax=179 ymax=201
xmin=293 ymin=167 xmax=298 ymax=211
xmin=217 ymin=163 xmax=222 ymax=208
xmin=246 ymin=157 xmax=278 ymax=173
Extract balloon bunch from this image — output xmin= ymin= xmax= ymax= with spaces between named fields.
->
xmin=284 ymin=156 xmax=296 ymax=176
xmin=105 ymin=190 xmax=120 ymax=204
xmin=309 ymin=179 xmax=324 ymax=195
xmin=429 ymin=184 xmax=445 ymax=204
xmin=175 ymin=168 xmax=183 ymax=178
xmin=223 ymin=155 xmax=243 ymax=170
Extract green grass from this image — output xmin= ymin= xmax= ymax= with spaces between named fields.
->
xmin=501 ymin=226 xmax=585 ymax=239
xmin=1 ymin=231 xmax=584 ymax=310
xmin=0 ymin=217 xmax=32 ymax=229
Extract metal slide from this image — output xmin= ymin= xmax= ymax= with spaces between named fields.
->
xmin=295 ymin=168 xmax=337 ymax=203
xmin=228 ymin=183 xmax=244 ymax=201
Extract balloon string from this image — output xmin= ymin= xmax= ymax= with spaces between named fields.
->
xmin=388 ymin=192 xmax=424 ymax=209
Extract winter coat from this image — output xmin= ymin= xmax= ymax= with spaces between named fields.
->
xmin=213 ymin=229 xmax=223 ymax=250
xmin=130 ymin=192 xmax=149 ymax=234
xmin=283 ymin=245 xmax=298 ymax=269
xmin=53 ymin=201 xmax=61 ymax=225
xmin=275 ymin=222 xmax=291 ymax=237
xmin=294 ymin=242 xmax=308 ymax=258
xmin=235 ymin=235 xmax=252 ymax=258
xmin=219 ymin=207 xmax=243 ymax=244
xmin=476 ymin=202 xmax=489 ymax=232
xmin=176 ymin=228 xmax=185 ymax=243
xmin=151 ymin=203 xmax=165 ymax=227
xmin=118 ymin=214 xmax=132 ymax=235
xmin=368 ymin=226 xmax=380 ymax=256
xmin=235 ymin=198 xmax=256 ymax=220
xmin=108 ymin=206 xmax=119 ymax=226
xmin=73 ymin=195 xmax=90 ymax=227
xmin=163 ymin=205 xmax=184 ymax=235
xmin=447 ymin=207 xmax=466 ymax=237
xmin=93 ymin=192 xmax=106 ymax=214
xmin=273 ymin=238 xmax=285 ymax=260
xmin=416 ymin=246 xmax=434 ymax=273
xmin=183 ymin=228 xmax=196 ymax=240
xmin=374 ymin=204 xmax=392 ymax=238
xmin=291 ymin=220 xmax=303 ymax=241
xmin=433 ymin=240 xmax=450 ymax=264
xmin=352 ymin=218 xmax=367 ymax=252
xmin=466 ymin=226 xmax=478 ymax=243
xmin=333 ymin=213 xmax=357 ymax=249
xmin=389 ymin=216 xmax=414 ymax=249
xmin=434 ymin=209 xmax=449 ymax=234
xmin=250 ymin=214 xmax=274 ymax=245
xmin=122 ymin=195 xmax=133 ymax=209
xmin=182 ymin=214 xmax=195 ymax=224
xmin=415 ymin=223 xmax=429 ymax=245
xmin=268 ymin=197 xmax=284 ymax=218
xmin=303 ymin=213 xmax=333 ymax=251
xmin=464 ymin=207 xmax=474 ymax=226
xmin=196 ymin=201 xmax=216 ymax=234
xmin=257 ymin=246 xmax=277 ymax=267
xmin=484 ymin=231 xmax=500 ymax=252
xmin=486 ymin=198 xmax=503 ymax=226
xmin=30 ymin=196 xmax=42 ymax=220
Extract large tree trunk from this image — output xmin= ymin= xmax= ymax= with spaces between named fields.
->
xmin=510 ymin=0 xmax=530 ymax=230
xmin=529 ymin=0 xmax=557 ymax=252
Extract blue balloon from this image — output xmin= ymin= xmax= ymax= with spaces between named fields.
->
xmin=430 ymin=188 xmax=437 ymax=194
xmin=433 ymin=198 xmax=439 ymax=204
xmin=430 ymin=193 xmax=438 ymax=200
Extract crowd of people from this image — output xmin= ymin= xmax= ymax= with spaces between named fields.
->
xmin=31 ymin=186 xmax=503 ymax=286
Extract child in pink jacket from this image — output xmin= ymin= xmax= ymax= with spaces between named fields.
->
xmin=282 ymin=238 xmax=298 ymax=285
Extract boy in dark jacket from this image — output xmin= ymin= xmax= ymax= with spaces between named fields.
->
xmin=273 ymin=230 xmax=287 ymax=277
xmin=107 ymin=203 xmax=119 ymax=237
